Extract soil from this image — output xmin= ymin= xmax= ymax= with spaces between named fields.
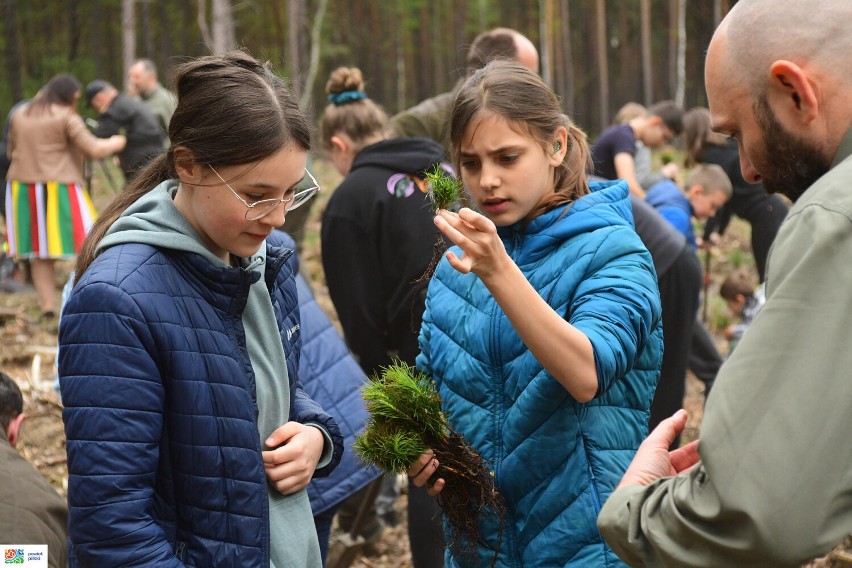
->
xmin=1 ymin=159 xmax=848 ymax=567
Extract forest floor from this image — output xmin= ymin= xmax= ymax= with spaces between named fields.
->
xmin=1 ymin=158 xmax=849 ymax=567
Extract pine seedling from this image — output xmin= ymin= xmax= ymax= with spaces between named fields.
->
xmin=355 ymin=361 xmax=505 ymax=562
xmin=423 ymin=164 xmax=463 ymax=212
xmin=417 ymin=165 xmax=464 ymax=283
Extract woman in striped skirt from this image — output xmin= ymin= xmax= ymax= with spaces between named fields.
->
xmin=5 ymin=74 xmax=125 ymax=317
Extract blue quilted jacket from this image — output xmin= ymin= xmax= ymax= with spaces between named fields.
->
xmin=417 ymin=180 xmax=662 ymax=567
xmin=59 ymin=230 xmax=343 ymax=567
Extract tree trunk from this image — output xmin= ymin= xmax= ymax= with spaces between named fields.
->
xmin=158 ymin=0 xmax=173 ymax=67
xmin=539 ymin=0 xmax=553 ymax=87
xmin=288 ymin=0 xmax=302 ymax=99
xmin=4 ymin=0 xmax=23 ymax=102
xmin=640 ymin=0 xmax=652 ymax=105
xmin=69 ymin=0 xmax=81 ymax=62
xmin=197 ymin=0 xmax=213 ymax=53
xmin=298 ymin=0 xmax=328 ymax=112
xmin=675 ymin=0 xmax=686 ymax=108
xmin=394 ymin=0 xmax=405 ymax=111
xmin=595 ymin=0 xmax=609 ymax=132
xmin=668 ymin=0 xmax=677 ymax=99
xmin=211 ymin=0 xmax=235 ymax=55
xmin=122 ymin=0 xmax=136 ymax=93
xmin=558 ymin=0 xmax=574 ymax=116
xmin=140 ymin=0 xmax=154 ymax=58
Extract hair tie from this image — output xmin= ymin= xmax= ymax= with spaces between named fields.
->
xmin=328 ymin=90 xmax=367 ymax=105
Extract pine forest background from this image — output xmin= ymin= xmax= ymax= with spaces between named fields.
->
xmin=3 ymin=0 xmax=734 ymax=139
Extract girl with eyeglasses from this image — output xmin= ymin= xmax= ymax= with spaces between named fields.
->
xmin=58 ymin=51 xmax=340 ymax=567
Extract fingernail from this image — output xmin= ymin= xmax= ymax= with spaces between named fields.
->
xmin=265 ymin=437 xmax=275 ymax=446
xmin=673 ymin=409 xmax=687 ymax=419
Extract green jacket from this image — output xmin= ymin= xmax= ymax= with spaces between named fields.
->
xmin=388 ymin=88 xmax=458 ymax=153
xmin=0 ymin=430 xmax=68 ymax=568
xmin=597 ymin=128 xmax=852 ymax=567
xmin=140 ymin=82 xmax=176 ymax=137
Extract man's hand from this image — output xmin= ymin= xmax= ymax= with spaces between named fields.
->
xmin=617 ymin=410 xmax=701 ymax=488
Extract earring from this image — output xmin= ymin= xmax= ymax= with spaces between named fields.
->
xmin=553 ymin=141 xmax=562 ymax=154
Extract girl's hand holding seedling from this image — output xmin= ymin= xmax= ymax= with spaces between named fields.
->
xmin=408 ymin=449 xmax=446 ymax=497
xmin=262 ymin=422 xmax=325 ymax=495
xmin=434 ymin=207 xmax=511 ymax=281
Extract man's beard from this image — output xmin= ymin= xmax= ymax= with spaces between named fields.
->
xmin=753 ymin=95 xmax=832 ymax=202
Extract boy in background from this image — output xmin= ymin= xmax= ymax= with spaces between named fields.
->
xmin=645 ymin=164 xmax=733 ymax=405
xmin=591 ymin=100 xmax=683 ymax=198
xmin=646 ymin=164 xmax=733 ymax=251
xmin=720 ymin=269 xmax=766 ymax=354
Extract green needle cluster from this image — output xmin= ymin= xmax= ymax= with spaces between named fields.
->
xmin=423 ymin=164 xmax=463 ymax=212
xmin=354 ymin=362 xmax=449 ymax=473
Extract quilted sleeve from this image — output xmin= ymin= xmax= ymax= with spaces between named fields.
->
xmin=59 ymin=280 xmax=184 ymax=567
xmin=569 ymin=227 xmax=662 ymax=395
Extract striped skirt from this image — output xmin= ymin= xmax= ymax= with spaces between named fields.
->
xmin=5 ymin=180 xmax=98 ymax=259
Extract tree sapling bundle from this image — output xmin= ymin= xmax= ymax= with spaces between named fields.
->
xmin=353 ymin=361 xmax=504 ymax=562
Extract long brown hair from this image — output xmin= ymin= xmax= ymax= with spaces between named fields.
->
xmin=75 ymin=50 xmax=311 ymax=282
xmin=449 ymin=59 xmax=591 ymax=225
xmin=26 ymin=74 xmax=81 ymax=116
xmin=683 ymin=107 xmax=728 ymax=167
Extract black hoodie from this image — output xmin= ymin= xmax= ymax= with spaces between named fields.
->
xmin=321 ymin=136 xmax=446 ymax=377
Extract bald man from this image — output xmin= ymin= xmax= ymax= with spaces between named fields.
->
xmin=597 ymin=1 xmax=852 ymax=566
xmin=128 ymin=59 xmax=176 ymax=135
xmin=389 ymin=27 xmax=538 ymax=151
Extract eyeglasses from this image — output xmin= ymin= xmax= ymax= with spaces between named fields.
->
xmin=210 ymin=165 xmax=321 ymax=221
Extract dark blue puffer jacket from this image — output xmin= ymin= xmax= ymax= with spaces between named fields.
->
xmin=418 ymin=180 xmax=662 ymax=567
xmin=294 ymin=270 xmax=380 ymax=515
xmin=59 ymin=230 xmax=342 ymax=567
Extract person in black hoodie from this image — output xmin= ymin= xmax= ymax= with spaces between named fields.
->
xmin=320 ymin=66 xmax=446 ymax=568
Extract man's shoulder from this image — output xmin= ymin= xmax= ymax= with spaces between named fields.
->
xmin=397 ymin=90 xmax=456 ymax=117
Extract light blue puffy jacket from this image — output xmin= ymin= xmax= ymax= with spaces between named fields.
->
xmin=417 ymin=180 xmax=662 ymax=567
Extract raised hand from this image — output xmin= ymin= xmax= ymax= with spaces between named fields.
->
xmin=434 ymin=207 xmax=510 ymax=281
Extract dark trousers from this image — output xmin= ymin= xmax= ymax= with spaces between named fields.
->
xmin=689 ymin=320 xmax=723 ymax=392
xmin=649 ymin=247 xmax=702 ymax=437
xmin=407 ymin=481 xmax=445 ymax=568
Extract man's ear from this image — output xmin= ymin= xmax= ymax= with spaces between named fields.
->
xmin=173 ymin=146 xmax=201 ymax=183
xmin=6 ymin=413 xmax=25 ymax=449
xmin=688 ymin=184 xmax=704 ymax=198
xmin=768 ymin=60 xmax=819 ymax=125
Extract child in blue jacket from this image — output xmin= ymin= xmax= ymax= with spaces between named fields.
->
xmin=408 ymin=60 xmax=663 ymax=567
xmin=645 ymin=164 xmax=732 ymax=250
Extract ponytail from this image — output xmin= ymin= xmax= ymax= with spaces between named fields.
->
xmin=74 ymin=152 xmax=173 ymax=283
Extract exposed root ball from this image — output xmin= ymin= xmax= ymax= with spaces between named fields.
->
xmin=354 ymin=362 xmax=505 ymax=562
